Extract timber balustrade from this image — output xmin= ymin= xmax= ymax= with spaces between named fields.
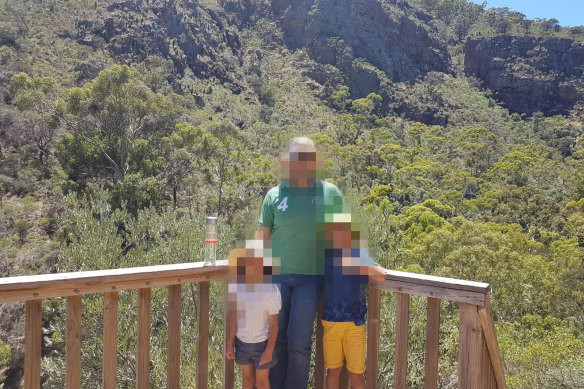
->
xmin=0 ymin=262 xmax=505 ymax=389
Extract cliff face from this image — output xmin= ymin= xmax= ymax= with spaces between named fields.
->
xmin=270 ymin=0 xmax=450 ymax=96
xmin=464 ymin=36 xmax=584 ymax=116
xmin=75 ymin=0 xmax=449 ymax=99
xmin=76 ymin=0 xmax=244 ymax=91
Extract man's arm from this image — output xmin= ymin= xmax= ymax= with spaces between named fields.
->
xmin=254 ymin=226 xmax=272 ymax=240
xmin=225 ymin=301 xmax=237 ymax=360
xmin=260 ymin=313 xmax=278 ymax=366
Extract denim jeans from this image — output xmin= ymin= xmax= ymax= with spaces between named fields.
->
xmin=269 ymin=275 xmax=320 ymax=389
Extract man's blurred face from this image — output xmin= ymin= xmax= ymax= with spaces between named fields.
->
xmin=281 ymin=143 xmax=323 ymax=187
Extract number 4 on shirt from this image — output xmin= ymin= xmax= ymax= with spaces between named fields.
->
xmin=277 ymin=197 xmax=289 ymax=212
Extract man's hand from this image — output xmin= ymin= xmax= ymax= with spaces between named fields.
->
xmin=225 ymin=344 xmax=235 ymax=360
xmin=259 ymin=350 xmax=272 ymax=366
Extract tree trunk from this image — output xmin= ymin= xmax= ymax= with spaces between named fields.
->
xmin=217 ymin=156 xmax=226 ymax=218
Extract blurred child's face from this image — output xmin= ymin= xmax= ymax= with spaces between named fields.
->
xmin=324 ymin=222 xmax=353 ymax=249
xmin=242 ymin=256 xmax=264 ymax=284
xmin=228 ymin=241 xmax=280 ymax=285
xmin=333 ymin=228 xmax=352 ymax=249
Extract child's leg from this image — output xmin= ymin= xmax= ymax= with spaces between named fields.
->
xmin=255 ymin=367 xmax=270 ymax=389
xmin=240 ymin=364 xmax=256 ymax=389
xmin=348 ymin=372 xmax=365 ymax=389
xmin=344 ymin=323 xmax=366 ymax=389
xmin=326 ymin=367 xmax=342 ymax=389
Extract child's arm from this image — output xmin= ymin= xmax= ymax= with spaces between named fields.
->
xmin=260 ymin=313 xmax=278 ymax=366
xmin=350 ymin=249 xmax=386 ymax=283
xmin=363 ymin=265 xmax=387 ymax=283
xmin=225 ymin=300 xmax=237 ymax=360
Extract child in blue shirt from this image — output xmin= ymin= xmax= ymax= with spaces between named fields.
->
xmin=320 ymin=213 xmax=386 ymax=389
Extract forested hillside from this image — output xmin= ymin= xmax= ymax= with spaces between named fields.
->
xmin=0 ymin=0 xmax=583 ymax=387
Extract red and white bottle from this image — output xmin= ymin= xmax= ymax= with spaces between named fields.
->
xmin=203 ymin=216 xmax=218 ymax=266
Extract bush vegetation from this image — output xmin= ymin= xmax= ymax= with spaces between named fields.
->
xmin=0 ymin=0 xmax=583 ymax=388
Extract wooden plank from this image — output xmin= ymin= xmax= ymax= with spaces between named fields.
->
xmin=479 ymin=330 xmax=498 ymax=389
xmin=167 ymin=285 xmax=181 ymax=389
xmin=423 ymin=298 xmax=440 ymax=389
xmin=366 ymin=287 xmax=381 ymax=389
xmin=459 ymin=302 xmax=483 ymax=389
xmin=66 ymin=296 xmax=82 ymax=389
xmin=137 ymin=288 xmax=151 ymax=389
xmin=0 ymin=261 xmax=227 ymax=303
xmin=197 ymin=282 xmax=210 ymax=389
xmin=372 ymin=279 xmax=486 ymax=306
xmin=223 ymin=282 xmax=234 ymax=389
xmin=24 ymin=299 xmax=42 ymax=389
xmin=103 ymin=291 xmax=118 ymax=389
xmin=383 ymin=271 xmax=490 ymax=293
xmin=478 ymin=295 xmax=507 ymax=389
xmin=314 ymin=302 xmax=325 ymax=389
xmin=394 ymin=293 xmax=410 ymax=389
xmin=0 ymin=264 xmax=490 ymax=305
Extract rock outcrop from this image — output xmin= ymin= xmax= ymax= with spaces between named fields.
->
xmin=270 ymin=0 xmax=450 ymax=96
xmin=76 ymin=0 xmax=244 ymax=91
xmin=464 ymin=36 xmax=584 ymax=116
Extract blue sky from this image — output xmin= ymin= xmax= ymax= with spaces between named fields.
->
xmin=468 ymin=0 xmax=583 ymax=27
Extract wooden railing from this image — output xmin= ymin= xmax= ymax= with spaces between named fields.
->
xmin=0 ymin=261 xmax=231 ymax=389
xmin=355 ymin=271 xmax=504 ymax=389
xmin=0 ymin=263 xmax=505 ymax=389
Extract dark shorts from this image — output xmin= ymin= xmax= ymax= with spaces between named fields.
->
xmin=234 ymin=337 xmax=277 ymax=370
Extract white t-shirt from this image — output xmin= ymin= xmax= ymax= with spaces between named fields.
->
xmin=228 ymin=283 xmax=281 ymax=343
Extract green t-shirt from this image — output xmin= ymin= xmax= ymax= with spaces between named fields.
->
xmin=259 ymin=179 xmax=343 ymax=275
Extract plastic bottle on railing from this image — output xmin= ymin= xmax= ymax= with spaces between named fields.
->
xmin=203 ymin=216 xmax=218 ymax=266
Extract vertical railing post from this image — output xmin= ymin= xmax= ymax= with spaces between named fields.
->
xmin=478 ymin=294 xmax=507 ymax=389
xmin=24 ymin=299 xmax=42 ymax=389
xmin=315 ymin=302 xmax=326 ymax=389
xmin=197 ymin=281 xmax=210 ymax=388
xmin=424 ymin=297 xmax=440 ymax=389
xmin=137 ymin=288 xmax=151 ymax=389
xmin=103 ymin=291 xmax=118 ymax=389
xmin=223 ymin=281 xmax=234 ymax=389
xmin=366 ymin=287 xmax=381 ymax=389
xmin=66 ymin=295 xmax=82 ymax=389
xmin=459 ymin=302 xmax=498 ymax=389
xmin=394 ymin=293 xmax=410 ymax=389
xmin=167 ymin=285 xmax=181 ymax=389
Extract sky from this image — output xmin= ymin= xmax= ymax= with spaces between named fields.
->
xmin=468 ymin=0 xmax=583 ymax=27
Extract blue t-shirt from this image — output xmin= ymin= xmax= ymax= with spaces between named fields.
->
xmin=322 ymin=248 xmax=375 ymax=326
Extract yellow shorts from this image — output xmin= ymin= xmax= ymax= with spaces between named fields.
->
xmin=322 ymin=320 xmax=366 ymax=374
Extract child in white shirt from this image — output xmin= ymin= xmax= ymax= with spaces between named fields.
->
xmin=226 ymin=243 xmax=281 ymax=389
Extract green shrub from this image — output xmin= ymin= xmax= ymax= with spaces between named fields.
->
xmin=14 ymin=218 xmax=31 ymax=243
xmin=0 ymin=339 xmax=10 ymax=382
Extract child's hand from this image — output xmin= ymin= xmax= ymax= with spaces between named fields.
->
xmin=225 ymin=345 xmax=234 ymax=360
xmin=259 ymin=350 xmax=272 ymax=366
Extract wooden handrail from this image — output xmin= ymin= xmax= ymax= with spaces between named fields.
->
xmin=0 ymin=260 xmax=228 ymax=303
xmin=373 ymin=270 xmax=490 ymax=306
xmin=0 ymin=264 xmax=505 ymax=389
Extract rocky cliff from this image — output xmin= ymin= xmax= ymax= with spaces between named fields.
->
xmin=271 ymin=0 xmax=450 ymax=96
xmin=75 ymin=1 xmax=584 ymax=117
xmin=76 ymin=0 xmax=449 ymax=99
xmin=76 ymin=0 xmax=245 ymax=91
xmin=464 ymin=36 xmax=584 ymax=116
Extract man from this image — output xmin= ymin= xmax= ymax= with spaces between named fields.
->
xmin=256 ymin=137 xmax=343 ymax=388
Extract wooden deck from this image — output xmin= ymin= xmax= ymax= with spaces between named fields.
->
xmin=0 ymin=261 xmax=506 ymax=389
